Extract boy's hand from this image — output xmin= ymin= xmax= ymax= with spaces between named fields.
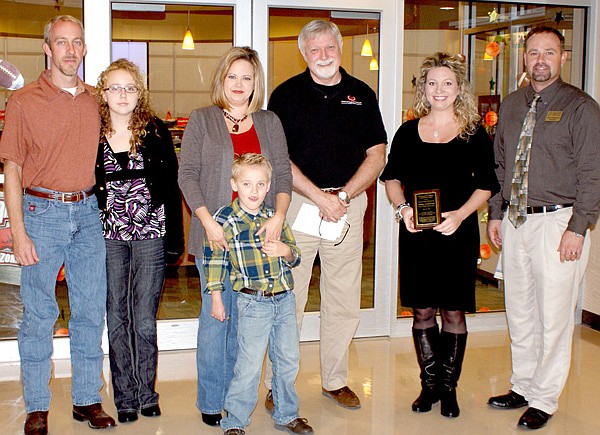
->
xmin=211 ymin=292 xmax=227 ymax=322
xmin=261 ymin=240 xmax=292 ymax=260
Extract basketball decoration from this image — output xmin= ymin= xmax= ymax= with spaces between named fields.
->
xmin=0 ymin=59 xmax=24 ymax=90
xmin=485 ymin=41 xmax=500 ymax=58
xmin=57 ymin=264 xmax=65 ymax=281
xmin=55 ymin=328 xmax=69 ymax=336
xmin=480 ymin=243 xmax=492 ymax=260
xmin=484 ymin=110 xmax=498 ymax=127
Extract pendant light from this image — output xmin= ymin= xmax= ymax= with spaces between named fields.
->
xmin=369 ymin=57 xmax=379 ymax=71
xmin=182 ymin=8 xmax=195 ymax=50
xmin=361 ymin=25 xmax=373 ymax=57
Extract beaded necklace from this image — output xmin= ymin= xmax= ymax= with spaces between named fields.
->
xmin=223 ymin=110 xmax=248 ymax=132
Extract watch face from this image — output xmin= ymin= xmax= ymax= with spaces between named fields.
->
xmin=338 ymin=191 xmax=348 ymax=201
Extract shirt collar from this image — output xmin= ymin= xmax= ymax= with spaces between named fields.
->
xmin=232 ymin=198 xmax=270 ymax=224
xmin=526 ymin=77 xmax=563 ymax=105
xmin=39 ymin=70 xmax=92 ymax=100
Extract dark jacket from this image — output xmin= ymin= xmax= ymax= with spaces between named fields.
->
xmin=95 ymin=117 xmax=184 ymax=263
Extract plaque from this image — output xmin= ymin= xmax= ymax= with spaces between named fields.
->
xmin=412 ymin=189 xmax=441 ymax=230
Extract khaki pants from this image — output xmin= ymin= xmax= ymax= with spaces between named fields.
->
xmin=501 ymin=208 xmax=590 ymax=414
xmin=264 ymin=191 xmax=367 ymax=391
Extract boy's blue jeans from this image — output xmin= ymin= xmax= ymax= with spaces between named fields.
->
xmin=195 ymin=258 xmax=238 ymax=415
xmin=220 ymin=290 xmax=301 ymax=431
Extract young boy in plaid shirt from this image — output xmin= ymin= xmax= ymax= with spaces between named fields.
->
xmin=203 ymin=153 xmax=313 ymax=435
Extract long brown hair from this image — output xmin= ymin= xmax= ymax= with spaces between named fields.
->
xmin=95 ymin=58 xmax=156 ymax=156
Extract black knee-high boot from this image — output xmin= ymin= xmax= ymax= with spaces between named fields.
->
xmin=412 ymin=326 xmax=440 ymax=412
xmin=439 ymin=331 xmax=467 ymax=418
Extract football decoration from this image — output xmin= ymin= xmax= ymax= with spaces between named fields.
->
xmin=0 ymin=59 xmax=24 ymax=90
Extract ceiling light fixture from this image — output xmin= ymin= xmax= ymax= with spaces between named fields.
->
xmin=369 ymin=57 xmax=379 ymax=71
xmin=182 ymin=9 xmax=195 ymax=50
xmin=361 ymin=25 xmax=373 ymax=57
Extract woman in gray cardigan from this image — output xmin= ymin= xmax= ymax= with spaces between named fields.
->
xmin=178 ymin=47 xmax=292 ymax=427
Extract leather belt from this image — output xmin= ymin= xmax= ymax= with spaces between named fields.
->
xmin=239 ymin=288 xmax=284 ymax=298
xmin=24 ymin=187 xmax=94 ymax=203
xmin=502 ymin=201 xmax=573 ymax=214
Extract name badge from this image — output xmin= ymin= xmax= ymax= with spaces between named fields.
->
xmin=545 ymin=111 xmax=563 ymax=122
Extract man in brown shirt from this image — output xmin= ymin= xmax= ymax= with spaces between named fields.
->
xmin=487 ymin=27 xmax=600 ymax=430
xmin=0 ymin=16 xmax=115 ymax=435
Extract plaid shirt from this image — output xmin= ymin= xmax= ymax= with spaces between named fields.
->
xmin=203 ymin=199 xmax=300 ymax=294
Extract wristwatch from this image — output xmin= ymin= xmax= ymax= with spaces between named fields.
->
xmin=337 ymin=190 xmax=350 ymax=204
xmin=395 ymin=202 xmax=410 ymax=221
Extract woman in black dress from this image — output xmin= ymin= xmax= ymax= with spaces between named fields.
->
xmin=381 ymin=53 xmax=499 ymax=418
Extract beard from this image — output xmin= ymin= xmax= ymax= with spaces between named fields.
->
xmin=312 ymin=61 xmax=338 ymax=81
xmin=530 ymin=63 xmax=551 ymax=82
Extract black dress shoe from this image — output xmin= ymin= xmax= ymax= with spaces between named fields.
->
xmin=118 ymin=411 xmax=138 ymax=423
xmin=202 ymin=412 xmax=222 ymax=426
xmin=25 ymin=411 xmax=48 ymax=435
xmin=141 ymin=405 xmax=161 ymax=417
xmin=73 ymin=403 xmax=116 ymax=429
xmin=488 ymin=390 xmax=528 ymax=409
xmin=518 ymin=407 xmax=552 ymax=429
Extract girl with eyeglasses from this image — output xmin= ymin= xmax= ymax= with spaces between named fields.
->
xmin=93 ymin=58 xmax=184 ymax=424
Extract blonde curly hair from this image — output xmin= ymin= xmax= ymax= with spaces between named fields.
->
xmin=413 ymin=52 xmax=480 ymax=140
xmin=95 ymin=58 xmax=156 ymax=156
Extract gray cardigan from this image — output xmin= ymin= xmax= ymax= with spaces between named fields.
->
xmin=178 ymin=105 xmax=292 ymax=257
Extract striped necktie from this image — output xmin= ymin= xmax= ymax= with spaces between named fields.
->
xmin=508 ymin=94 xmax=540 ymax=228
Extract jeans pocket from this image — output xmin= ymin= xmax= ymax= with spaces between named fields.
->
xmin=23 ymin=196 xmax=53 ymax=217
xmin=237 ymin=292 xmax=254 ymax=316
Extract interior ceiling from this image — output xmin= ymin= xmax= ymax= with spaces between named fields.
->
xmin=0 ymin=2 xmax=579 ymax=42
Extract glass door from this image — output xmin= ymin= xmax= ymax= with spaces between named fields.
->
xmin=253 ymin=0 xmax=400 ymax=341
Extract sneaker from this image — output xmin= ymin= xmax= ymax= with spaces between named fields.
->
xmin=275 ymin=417 xmax=313 ymax=434
xmin=322 ymin=386 xmax=361 ymax=409
xmin=265 ymin=390 xmax=275 ymax=414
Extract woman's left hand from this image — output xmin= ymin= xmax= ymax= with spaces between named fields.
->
xmin=256 ymin=212 xmax=285 ymax=243
xmin=434 ymin=210 xmax=465 ymax=236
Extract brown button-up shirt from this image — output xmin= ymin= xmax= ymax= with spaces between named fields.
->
xmin=0 ymin=70 xmax=100 ymax=192
xmin=488 ymin=79 xmax=600 ymax=234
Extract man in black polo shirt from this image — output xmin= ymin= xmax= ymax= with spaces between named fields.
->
xmin=265 ymin=19 xmax=387 ymax=410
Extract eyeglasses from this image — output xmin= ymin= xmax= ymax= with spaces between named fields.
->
xmin=104 ymin=85 xmax=138 ymax=94
xmin=319 ymin=217 xmax=351 ymax=247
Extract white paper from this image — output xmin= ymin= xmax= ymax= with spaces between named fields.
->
xmin=292 ymin=203 xmax=347 ymax=241
xmin=494 ymin=251 xmax=504 ymax=281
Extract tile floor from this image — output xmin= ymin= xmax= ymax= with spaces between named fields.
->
xmin=1 ymin=325 xmax=599 ymax=434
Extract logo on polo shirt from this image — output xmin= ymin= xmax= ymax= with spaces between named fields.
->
xmin=341 ymin=95 xmax=362 ymax=105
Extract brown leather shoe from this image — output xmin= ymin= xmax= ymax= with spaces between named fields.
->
xmin=265 ymin=389 xmax=275 ymax=414
xmin=73 ymin=403 xmax=116 ymax=429
xmin=322 ymin=386 xmax=361 ymax=409
xmin=275 ymin=417 xmax=314 ymax=434
xmin=24 ymin=411 xmax=48 ymax=435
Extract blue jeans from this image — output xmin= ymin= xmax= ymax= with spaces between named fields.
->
xmin=18 ymin=192 xmax=106 ymax=413
xmin=195 ymin=257 xmax=238 ymax=414
xmin=221 ymin=290 xmax=300 ymax=431
xmin=106 ymin=238 xmax=165 ymax=413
